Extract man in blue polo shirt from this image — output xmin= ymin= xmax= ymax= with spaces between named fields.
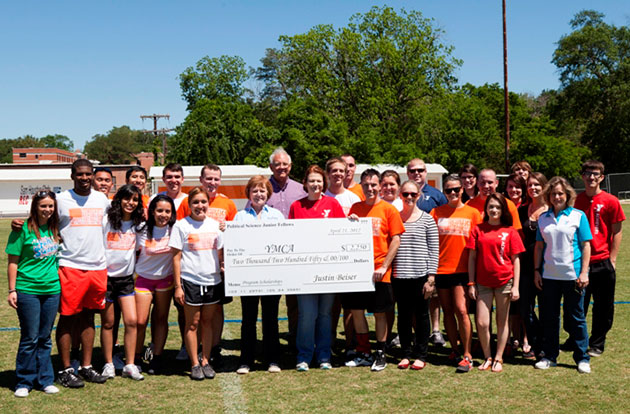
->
xmin=407 ymin=158 xmax=447 ymax=213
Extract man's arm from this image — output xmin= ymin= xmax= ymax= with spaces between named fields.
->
xmin=373 ymin=234 xmax=401 ymax=282
xmin=609 ymin=222 xmax=623 ymax=269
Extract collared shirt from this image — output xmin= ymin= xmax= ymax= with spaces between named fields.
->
xmin=536 ymin=207 xmax=593 ymax=281
xmin=416 ymin=183 xmax=447 ymax=213
xmin=233 ymin=205 xmax=285 ymax=222
xmin=267 ymin=176 xmax=307 ymax=218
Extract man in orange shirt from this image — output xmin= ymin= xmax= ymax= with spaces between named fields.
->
xmin=341 ymin=154 xmax=365 ymax=201
xmin=344 ymin=169 xmax=404 ymax=371
xmin=466 ymin=169 xmax=522 ymax=231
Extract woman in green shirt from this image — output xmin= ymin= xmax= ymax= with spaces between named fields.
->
xmin=6 ymin=190 xmax=61 ymax=398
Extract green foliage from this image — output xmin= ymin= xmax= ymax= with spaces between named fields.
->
xmin=0 ymin=134 xmax=71 ymax=163
xmin=39 ymin=134 xmax=73 ymax=151
xmin=83 ymin=126 xmax=154 ymax=164
xmin=179 ymin=55 xmax=250 ymax=110
xmin=551 ymin=10 xmax=630 ymax=172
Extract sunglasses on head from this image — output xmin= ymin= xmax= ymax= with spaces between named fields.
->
xmin=401 ymin=192 xmax=419 ymax=198
xmin=36 ymin=190 xmax=55 ymax=199
xmin=408 ymin=168 xmax=426 ymax=174
xmin=444 ymin=187 xmax=462 ymax=194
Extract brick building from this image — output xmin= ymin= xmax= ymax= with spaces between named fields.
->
xmin=12 ymin=147 xmax=78 ymax=164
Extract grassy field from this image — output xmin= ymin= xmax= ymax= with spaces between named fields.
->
xmin=1 ymin=210 xmax=630 ymax=413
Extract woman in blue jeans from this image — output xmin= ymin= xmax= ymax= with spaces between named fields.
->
xmin=533 ymin=176 xmax=593 ymax=373
xmin=6 ymin=190 xmax=62 ymax=397
xmin=289 ymin=165 xmax=346 ymax=371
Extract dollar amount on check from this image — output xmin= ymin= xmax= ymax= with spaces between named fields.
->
xmin=224 ymin=218 xmax=375 ymax=296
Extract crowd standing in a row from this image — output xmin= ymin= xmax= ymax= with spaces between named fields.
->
xmin=6 ymin=150 xmax=624 ymax=397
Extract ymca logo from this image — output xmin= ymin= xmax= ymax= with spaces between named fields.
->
xmin=594 ymin=204 xmax=604 ymax=235
xmin=322 ymin=209 xmax=331 ymax=218
xmin=497 ymin=232 xmax=509 ymax=264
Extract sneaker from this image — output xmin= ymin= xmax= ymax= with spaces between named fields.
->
xmin=78 ymin=366 xmax=107 ymax=384
xmin=43 ymin=385 xmax=59 ymax=394
xmin=201 ymin=364 xmax=215 ymax=379
xmin=296 ymin=362 xmax=309 ymax=372
xmin=534 ymin=358 xmax=557 ymax=370
xmin=14 ymin=388 xmax=29 ymax=398
xmin=456 ymin=356 xmax=473 ymax=373
xmin=176 ymin=345 xmax=189 ymax=361
xmin=319 ymin=362 xmax=332 ymax=370
xmin=236 ymin=365 xmax=250 ymax=375
xmin=370 ymin=351 xmax=387 ymax=372
xmin=101 ymin=362 xmax=115 ymax=379
xmin=345 ymin=352 xmax=373 ymax=367
xmin=57 ymin=367 xmax=84 ymax=388
xmin=577 ymin=361 xmax=591 ymax=374
xmin=268 ymin=363 xmax=281 ymax=373
xmin=148 ymin=355 xmax=162 ymax=375
xmin=122 ymin=364 xmax=144 ymax=381
xmin=587 ymin=348 xmax=603 ymax=358
xmin=345 ymin=349 xmax=357 ymax=362
xmin=190 ymin=365 xmax=204 ymax=380
xmin=430 ymin=330 xmax=446 ymax=347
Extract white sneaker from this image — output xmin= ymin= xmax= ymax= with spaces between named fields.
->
xmin=122 ymin=364 xmax=144 ymax=381
xmin=319 ymin=362 xmax=332 ymax=370
xmin=268 ymin=363 xmax=281 ymax=373
xmin=577 ymin=361 xmax=591 ymax=374
xmin=345 ymin=353 xmax=373 ymax=367
xmin=14 ymin=388 xmax=29 ymax=398
xmin=43 ymin=385 xmax=60 ymax=394
xmin=236 ymin=365 xmax=250 ymax=375
xmin=296 ymin=362 xmax=309 ymax=372
xmin=101 ymin=362 xmax=115 ymax=379
xmin=534 ymin=358 xmax=556 ymax=370
xmin=175 ymin=345 xmax=189 ymax=361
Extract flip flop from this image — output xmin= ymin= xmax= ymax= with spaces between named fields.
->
xmin=491 ymin=358 xmax=503 ymax=373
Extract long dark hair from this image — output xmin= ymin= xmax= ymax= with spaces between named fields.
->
xmin=483 ymin=193 xmax=513 ymax=226
xmin=107 ymin=184 xmax=144 ymax=231
xmin=504 ymin=173 xmax=527 ymax=205
xmin=27 ymin=189 xmax=61 ymax=243
xmin=145 ymin=194 xmax=176 ymax=240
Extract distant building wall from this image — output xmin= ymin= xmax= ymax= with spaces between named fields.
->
xmin=12 ymin=147 xmax=77 ymax=164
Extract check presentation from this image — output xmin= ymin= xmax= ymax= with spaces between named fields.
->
xmin=224 ymin=218 xmax=375 ymax=296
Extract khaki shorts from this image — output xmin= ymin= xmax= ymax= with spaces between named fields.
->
xmin=477 ymin=279 xmax=513 ymax=301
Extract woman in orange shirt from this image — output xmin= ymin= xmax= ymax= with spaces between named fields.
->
xmin=431 ymin=174 xmax=482 ymax=373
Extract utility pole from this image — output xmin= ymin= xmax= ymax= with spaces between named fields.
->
xmin=140 ymin=114 xmax=174 ymax=163
xmin=502 ymin=0 xmax=511 ymax=173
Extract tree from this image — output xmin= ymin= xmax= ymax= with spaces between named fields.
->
xmin=40 ymin=134 xmax=74 ymax=151
xmin=83 ymin=126 xmax=154 ymax=164
xmin=179 ymin=55 xmax=250 ymax=110
xmin=550 ymin=10 xmax=630 ymax=172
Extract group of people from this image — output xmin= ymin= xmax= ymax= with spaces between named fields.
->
xmin=6 ymin=149 xmax=624 ymax=397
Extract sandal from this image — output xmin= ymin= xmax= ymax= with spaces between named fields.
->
xmin=478 ymin=357 xmax=493 ymax=371
xmin=522 ymin=343 xmax=532 ymax=354
xmin=410 ymin=360 xmax=426 ymax=370
xmin=398 ymin=359 xmax=410 ymax=369
xmin=491 ymin=358 xmax=503 ymax=373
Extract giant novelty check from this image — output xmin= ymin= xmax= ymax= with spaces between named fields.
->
xmin=224 ymin=218 xmax=375 ymax=296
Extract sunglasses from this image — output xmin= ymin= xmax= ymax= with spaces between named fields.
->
xmin=408 ymin=168 xmax=426 ymax=174
xmin=444 ymin=187 xmax=462 ymax=194
xmin=401 ymin=192 xmax=419 ymax=198
xmin=582 ymin=171 xmax=602 ymax=178
xmin=36 ymin=190 xmax=56 ymax=199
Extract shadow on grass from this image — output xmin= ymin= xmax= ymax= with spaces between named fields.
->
xmin=0 ymin=370 xmax=15 ymax=391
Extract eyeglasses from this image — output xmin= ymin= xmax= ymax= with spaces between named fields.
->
xmin=460 ymin=175 xmax=475 ymax=180
xmin=408 ymin=168 xmax=426 ymax=174
xmin=582 ymin=171 xmax=602 ymax=178
xmin=401 ymin=192 xmax=419 ymax=198
xmin=444 ymin=187 xmax=462 ymax=194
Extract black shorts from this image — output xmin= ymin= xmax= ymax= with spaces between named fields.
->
xmin=435 ymin=273 xmax=468 ymax=290
xmin=183 ymin=279 xmax=224 ymax=306
xmin=342 ymin=282 xmax=394 ymax=314
xmin=105 ymin=275 xmax=135 ymax=302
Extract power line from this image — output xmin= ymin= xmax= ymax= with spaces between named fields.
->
xmin=140 ymin=114 xmax=174 ymax=163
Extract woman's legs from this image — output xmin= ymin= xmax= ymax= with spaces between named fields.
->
xmin=36 ymin=294 xmax=60 ymax=387
xmin=200 ymin=304 xmax=218 ymax=366
xmin=411 ymin=277 xmax=430 ymax=361
xmin=437 ymin=288 xmax=460 ymax=354
xmin=452 ymin=285 xmax=472 ymax=358
xmin=118 ymin=295 xmax=138 ymax=365
xmin=100 ymin=303 xmax=116 ymax=364
xmin=240 ymin=296 xmax=259 ymax=367
xmin=261 ymin=295 xmax=281 ymax=365
xmin=314 ymin=294 xmax=335 ymax=364
xmin=151 ymin=290 xmax=172 ymax=356
xmin=183 ymin=305 xmax=201 ymax=368
xmin=494 ymin=290 xmax=512 ymax=362
xmin=392 ymin=278 xmax=414 ymax=359
xmin=476 ymin=290 xmax=493 ymax=360
xmin=135 ymin=292 xmax=153 ymax=355
xmin=296 ymin=294 xmax=318 ymax=364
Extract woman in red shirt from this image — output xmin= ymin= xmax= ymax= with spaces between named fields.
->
xmin=289 ymin=165 xmax=345 ymax=371
xmin=467 ymin=193 xmax=524 ymax=372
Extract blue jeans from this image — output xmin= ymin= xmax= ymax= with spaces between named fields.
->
xmin=296 ymin=293 xmax=335 ymax=365
xmin=541 ymin=279 xmax=589 ymax=364
xmin=15 ymin=292 xmax=60 ymax=390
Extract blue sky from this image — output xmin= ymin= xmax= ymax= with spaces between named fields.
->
xmin=1 ymin=1 xmax=628 ymax=150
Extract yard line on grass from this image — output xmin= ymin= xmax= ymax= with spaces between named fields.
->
xmin=217 ymin=325 xmax=247 ymax=414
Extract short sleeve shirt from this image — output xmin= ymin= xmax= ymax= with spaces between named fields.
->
xmin=466 ymin=223 xmax=525 ymax=288
xmin=5 ymin=223 xmax=60 ymax=295
xmin=324 ymin=189 xmax=361 ymax=216
xmin=466 ymin=196 xmax=522 ymax=231
xmin=431 ymin=204 xmax=482 ymax=274
xmin=169 ymin=216 xmax=223 ymax=286
xmin=136 ymin=225 xmax=173 ymax=279
xmin=268 ymin=177 xmax=307 ymax=218
xmin=181 ymin=193 xmax=238 ymax=223
xmin=349 ymin=200 xmax=405 ymax=283
xmin=417 ymin=184 xmax=447 ymax=213
xmin=574 ymin=191 xmax=625 ymax=263
xmin=103 ymin=218 xmax=137 ymax=277
xmin=289 ymin=196 xmax=346 ymax=220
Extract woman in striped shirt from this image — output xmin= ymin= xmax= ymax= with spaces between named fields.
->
xmin=392 ymin=180 xmax=439 ymax=370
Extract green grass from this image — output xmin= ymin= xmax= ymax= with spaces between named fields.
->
xmin=1 ymin=210 xmax=630 ymax=413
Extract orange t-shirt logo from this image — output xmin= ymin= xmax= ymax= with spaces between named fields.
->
xmin=145 ymin=237 xmax=171 ymax=255
xmin=207 ymin=208 xmax=227 ymax=221
xmin=437 ymin=218 xmax=472 ymax=237
xmin=106 ymin=232 xmax=136 ymax=250
xmin=187 ymin=232 xmax=218 ymax=251
xmin=69 ymin=208 xmax=104 ymax=226
xmin=370 ymin=217 xmax=383 ymax=236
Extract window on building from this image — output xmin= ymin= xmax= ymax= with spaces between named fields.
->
xmin=19 ymin=153 xmax=26 ymax=158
